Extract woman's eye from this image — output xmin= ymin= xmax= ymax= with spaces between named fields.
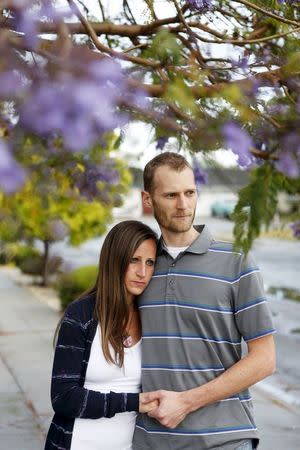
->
xmin=130 ymin=257 xmax=138 ymax=263
xmin=146 ymin=259 xmax=155 ymax=266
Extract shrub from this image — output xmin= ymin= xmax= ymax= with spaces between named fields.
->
xmin=56 ymin=265 xmax=98 ymax=310
xmin=0 ymin=245 xmax=8 ymax=264
xmin=19 ymin=254 xmax=44 ymax=276
xmin=46 ymin=255 xmax=63 ymax=275
xmin=19 ymin=253 xmax=63 ymax=283
xmin=6 ymin=243 xmax=41 ymax=267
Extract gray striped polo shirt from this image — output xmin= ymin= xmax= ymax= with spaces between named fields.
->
xmin=133 ymin=225 xmax=275 ymax=450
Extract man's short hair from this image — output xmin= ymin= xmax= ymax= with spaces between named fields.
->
xmin=143 ymin=152 xmax=193 ymax=193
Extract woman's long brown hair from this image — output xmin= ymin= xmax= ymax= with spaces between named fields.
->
xmin=82 ymin=220 xmax=157 ymax=367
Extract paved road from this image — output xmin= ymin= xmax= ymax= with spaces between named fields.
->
xmin=47 ymin=214 xmax=300 ymax=290
xmin=1 ymin=268 xmax=300 ymax=449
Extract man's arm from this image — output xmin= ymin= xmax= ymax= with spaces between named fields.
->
xmin=142 ymin=334 xmax=276 ymax=429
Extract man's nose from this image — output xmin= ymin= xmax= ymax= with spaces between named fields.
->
xmin=177 ymin=194 xmax=187 ymax=209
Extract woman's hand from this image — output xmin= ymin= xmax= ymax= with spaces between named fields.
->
xmin=139 ymin=392 xmax=159 ymax=413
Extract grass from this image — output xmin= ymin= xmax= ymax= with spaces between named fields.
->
xmin=291 ymin=328 xmax=300 ymax=334
xmin=268 ymin=286 xmax=300 ymax=303
xmin=260 ymin=228 xmax=294 ymax=240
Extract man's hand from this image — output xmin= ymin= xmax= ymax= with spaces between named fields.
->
xmin=141 ymin=390 xmax=190 ymax=429
xmin=139 ymin=392 xmax=159 ymax=413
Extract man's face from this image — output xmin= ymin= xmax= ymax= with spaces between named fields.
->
xmin=148 ymin=165 xmax=198 ymax=233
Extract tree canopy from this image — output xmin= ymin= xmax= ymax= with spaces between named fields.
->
xmin=0 ymin=0 xmax=299 ymax=249
xmin=0 ymin=133 xmax=132 ymax=284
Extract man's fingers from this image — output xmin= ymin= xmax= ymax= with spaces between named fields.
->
xmin=140 ymin=390 xmax=161 ymax=403
xmin=139 ymin=400 xmax=159 ymax=413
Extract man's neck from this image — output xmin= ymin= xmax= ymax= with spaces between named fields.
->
xmin=161 ymin=226 xmax=200 ymax=247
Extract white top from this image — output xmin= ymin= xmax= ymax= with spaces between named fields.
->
xmin=166 ymin=245 xmax=188 ymax=259
xmin=71 ymin=326 xmax=142 ymax=450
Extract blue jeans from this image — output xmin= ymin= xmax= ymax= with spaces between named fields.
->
xmin=235 ymin=441 xmax=255 ymax=450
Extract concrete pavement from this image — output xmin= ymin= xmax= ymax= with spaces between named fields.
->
xmin=0 ymin=269 xmax=57 ymax=449
xmin=0 ymin=267 xmax=300 ymax=450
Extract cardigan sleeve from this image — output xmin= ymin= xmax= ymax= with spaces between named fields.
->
xmin=50 ymin=305 xmax=139 ymax=419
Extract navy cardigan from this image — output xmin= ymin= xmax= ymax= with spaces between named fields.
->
xmin=45 ymin=294 xmax=139 ymax=450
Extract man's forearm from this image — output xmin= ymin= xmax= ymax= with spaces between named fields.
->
xmin=184 ymin=335 xmax=276 ymax=414
xmin=145 ymin=335 xmax=276 ymax=428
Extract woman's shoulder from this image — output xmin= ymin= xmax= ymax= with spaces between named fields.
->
xmin=64 ymin=292 xmax=96 ymax=324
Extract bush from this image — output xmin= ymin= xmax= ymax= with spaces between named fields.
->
xmin=19 ymin=254 xmax=44 ymax=276
xmin=5 ymin=243 xmax=41 ymax=267
xmin=46 ymin=255 xmax=63 ymax=275
xmin=0 ymin=245 xmax=7 ymax=265
xmin=19 ymin=253 xmax=63 ymax=282
xmin=56 ymin=265 xmax=98 ymax=310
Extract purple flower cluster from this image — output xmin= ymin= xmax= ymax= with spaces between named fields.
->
xmin=276 ymin=132 xmax=300 ymax=179
xmin=9 ymin=0 xmax=72 ymax=49
xmin=47 ymin=220 xmax=68 ymax=241
xmin=192 ymin=159 xmax=208 ymax=188
xmin=230 ymin=56 xmax=249 ymax=71
xmin=74 ymin=160 xmax=120 ymax=202
xmin=0 ymin=139 xmax=26 ymax=194
xmin=19 ymin=59 xmax=129 ymax=152
xmin=187 ymin=0 xmax=213 ymax=11
xmin=0 ymin=70 xmax=24 ymax=99
xmin=290 ymin=221 xmax=300 ymax=239
xmin=156 ymin=137 xmax=169 ymax=150
xmin=278 ymin=0 xmax=300 ymax=4
xmin=222 ymin=122 xmax=254 ymax=169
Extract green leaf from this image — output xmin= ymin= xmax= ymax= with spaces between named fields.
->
xmin=232 ymin=165 xmax=281 ymax=253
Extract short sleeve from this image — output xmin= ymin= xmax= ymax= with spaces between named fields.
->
xmin=233 ymin=251 xmax=276 ymax=342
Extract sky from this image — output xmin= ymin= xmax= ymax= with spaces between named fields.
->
xmin=71 ymin=0 xmax=238 ymax=168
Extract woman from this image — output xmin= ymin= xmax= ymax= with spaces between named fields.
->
xmin=45 ymin=220 xmax=158 ymax=450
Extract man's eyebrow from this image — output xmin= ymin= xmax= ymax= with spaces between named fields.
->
xmin=163 ymin=188 xmax=196 ymax=193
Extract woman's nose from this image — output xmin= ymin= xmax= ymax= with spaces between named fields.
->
xmin=136 ymin=263 xmax=146 ymax=278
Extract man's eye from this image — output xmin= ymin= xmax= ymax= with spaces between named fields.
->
xmin=186 ymin=191 xmax=195 ymax=196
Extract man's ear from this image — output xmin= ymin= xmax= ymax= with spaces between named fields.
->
xmin=141 ymin=190 xmax=152 ymax=210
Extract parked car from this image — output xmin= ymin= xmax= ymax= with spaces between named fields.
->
xmin=210 ymin=200 xmax=236 ymax=219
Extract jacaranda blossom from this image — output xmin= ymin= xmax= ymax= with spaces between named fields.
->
xmin=0 ymin=139 xmax=26 ymax=194
xmin=193 ymin=159 xmax=208 ymax=188
xmin=187 ymin=0 xmax=213 ymax=11
xmin=19 ymin=59 xmax=130 ymax=152
xmin=222 ymin=122 xmax=254 ymax=169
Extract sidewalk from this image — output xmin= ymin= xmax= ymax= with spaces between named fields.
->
xmin=0 ymin=267 xmax=300 ymax=450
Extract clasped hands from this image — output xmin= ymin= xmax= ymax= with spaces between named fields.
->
xmin=139 ymin=390 xmax=190 ymax=429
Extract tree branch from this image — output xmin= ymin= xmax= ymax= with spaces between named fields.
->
xmin=233 ymin=0 xmax=300 ymax=27
xmin=183 ymin=25 xmax=300 ymax=46
xmin=67 ymin=0 xmax=161 ymax=68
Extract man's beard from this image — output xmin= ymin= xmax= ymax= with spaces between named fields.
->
xmin=152 ymin=200 xmax=195 ymax=233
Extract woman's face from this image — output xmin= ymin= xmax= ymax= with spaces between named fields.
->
xmin=125 ymin=238 xmax=156 ymax=303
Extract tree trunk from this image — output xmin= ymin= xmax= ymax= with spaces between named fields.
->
xmin=42 ymin=240 xmax=50 ymax=287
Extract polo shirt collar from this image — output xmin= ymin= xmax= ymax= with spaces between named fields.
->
xmin=157 ymin=224 xmax=214 ymax=256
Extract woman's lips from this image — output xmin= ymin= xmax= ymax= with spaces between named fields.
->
xmin=132 ymin=281 xmax=146 ymax=286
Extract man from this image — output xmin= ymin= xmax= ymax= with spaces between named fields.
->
xmin=133 ymin=152 xmax=276 ymax=450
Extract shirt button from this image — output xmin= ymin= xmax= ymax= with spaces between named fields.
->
xmin=171 ymin=262 xmax=175 ymax=267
